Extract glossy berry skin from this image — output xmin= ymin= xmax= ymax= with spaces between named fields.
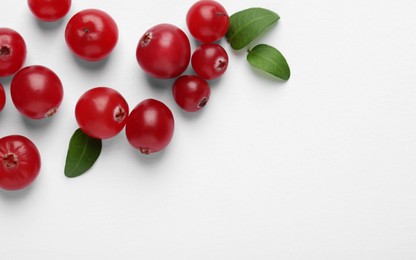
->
xmin=0 ymin=135 xmax=41 ymax=191
xmin=65 ymin=9 xmax=118 ymax=61
xmin=191 ymin=43 xmax=228 ymax=80
xmin=125 ymin=99 xmax=174 ymax=154
xmin=172 ymin=75 xmax=210 ymax=112
xmin=75 ymin=87 xmax=129 ymax=139
xmin=186 ymin=0 xmax=229 ymax=43
xmin=0 ymin=28 xmax=27 ymax=77
xmin=11 ymin=65 xmax=64 ymax=119
xmin=28 ymin=0 xmax=71 ymax=22
xmin=136 ymin=23 xmax=191 ymax=79
xmin=0 ymin=83 xmax=5 ymax=112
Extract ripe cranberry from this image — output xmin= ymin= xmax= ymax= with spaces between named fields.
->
xmin=28 ymin=0 xmax=71 ymax=22
xmin=125 ymin=99 xmax=174 ymax=154
xmin=186 ymin=0 xmax=229 ymax=43
xmin=172 ymin=75 xmax=210 ymax=112
xmin=136 ymin=23 xmax=191 ymax=79
xmin=191 ymin=43 xmax=228 ymax=80
xmin=0 ymin=28 xmax=27 ymax=77
xmin=65 ymin=9 xmax=118 ymax=61
xmin=10 ymin=65 xmax=64 ymax=119
xmin=0 ymin=135 xmax=41 ymax=191
xmin=75 ymin=87 xmax=129 ymax=139
xmin=0 ymin=83 xmax=5 ymax=112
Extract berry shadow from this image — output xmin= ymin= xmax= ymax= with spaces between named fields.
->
xmin=0 ymin=106 xmax=6 ymax=121
xmin=20 ymin=116 xmax=56 ymax=131
xmin=0 ymin=75 xmax=14 ymax=87
xmin=141 ymin=74 xmax=176 ymax=103
xmin=207 ymin=77 xmax=223 ymax=88
xmin=0 ymin=184 xmax=35 ymax=202
xmin=144 ymin=74 xmax=175 ymax=91
xmin=71 ymin=54 xmax=111 ymax=72
xmin=190 ymin=36 xmax=227 ymax=49
xmin=190 ymin=37 xmax=203 ymax=49
xmin=100 ymin=132 xmax=126 ymax=152
xmin=35 ymin=17 xmax=66 ymax=31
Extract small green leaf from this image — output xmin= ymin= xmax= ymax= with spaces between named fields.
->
xmin=247 ymin=44 xmax=290 ymax=80
xmin=226 ymin=8 xmax=279 ymax=50
xmin=65 ymin=128 xmax=102 ymax=178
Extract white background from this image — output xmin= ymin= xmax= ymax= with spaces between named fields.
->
xmin=1 ymin=0 xmax=416 ymax=259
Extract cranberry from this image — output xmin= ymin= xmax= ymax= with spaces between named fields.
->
xmin=0 ymin=28 xmax=27 ymax=77
xmin=125 ymin=99 xmax=174 ymax=154
xmin=136 ymin=23 xmax=191 ymax=79
xmin=28 ymin=0 xmax=71 ymax=22
xmin=186 ymin=0 xmax=229 ymax=43
xmin=10 ymin=65 xmax=64 ymax=119
xmin=0 ymin=83 xmax=5 ymax=112
xmin=65 ymin=9 xmax=118 ymax=61
xmin=191 ymin=43 xmax=228 ymax=80
xmin=75 ymin=87 xmax=129 ymax=139
xmin=172 ymin=75 xmax=210 ymax=112
xmin=0 ymin=135 xmax=41 ymax=191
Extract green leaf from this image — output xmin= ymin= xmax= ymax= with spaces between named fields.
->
xmin=226 ymin=8 xmax=279 ymax=50
xmin=64 ymin=128 xmax=102 ymax=178
xmin=247 ymin=44 xmax=290 ymax=80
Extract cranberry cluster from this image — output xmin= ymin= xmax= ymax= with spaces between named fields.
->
xmin=0 ymin=0 xmax=230 ymax=190
xmin=137 ymin=1 xmax=230 ymax=113
xmin=0 ymin=0 xmax=71 ymax=191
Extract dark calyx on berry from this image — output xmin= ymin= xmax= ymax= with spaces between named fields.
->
xmin=0 ymin=46 xmax=11 ymax=56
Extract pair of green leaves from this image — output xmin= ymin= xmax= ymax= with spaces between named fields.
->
xmin=226 ymin=8 xmax=290 ymax=80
